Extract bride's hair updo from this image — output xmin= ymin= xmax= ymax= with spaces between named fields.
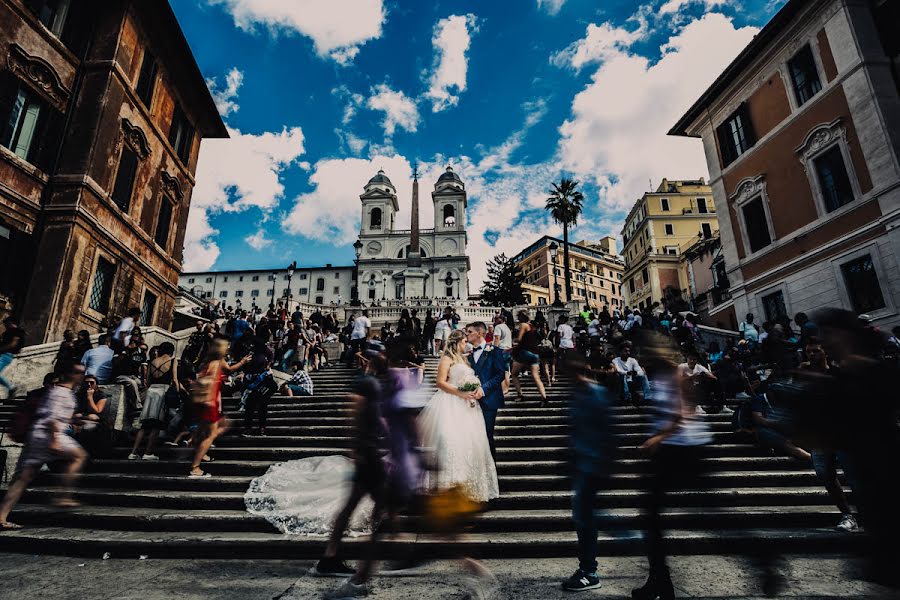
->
xmin=443 ymin=329 xmax=467 ymax=363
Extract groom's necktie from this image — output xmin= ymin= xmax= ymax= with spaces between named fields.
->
xmin=474 ymin=344 xmax=486 ymax=363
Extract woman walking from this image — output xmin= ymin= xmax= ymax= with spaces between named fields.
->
xmin=189 ymin=338 xmax=250 ymax=477
xmin=130 ymin=342 xmax=179 ymax=461
xmin=510 ymin=311 xmax=548 ymax=405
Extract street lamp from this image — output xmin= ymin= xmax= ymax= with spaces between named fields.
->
xmin=270 ymin=271 xmax=277 ymax=310
xmin=580 ymin=264 xmax=589 ymax=310
xmin=352 ymin=240 xmax=363 ymax=306
xmin=549 ymin=241 xmax=562 ymax=307
xmin=286 ymin=261 xmax=296 ymax=312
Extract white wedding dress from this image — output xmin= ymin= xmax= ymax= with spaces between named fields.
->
xmin=245 ymin=455 xmax=373 ymax=536
xmin=417 ymin=361 xmax=500 ymax=502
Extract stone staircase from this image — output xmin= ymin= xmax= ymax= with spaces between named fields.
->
xmin=0 ymin=352 xmax=858 ymax=559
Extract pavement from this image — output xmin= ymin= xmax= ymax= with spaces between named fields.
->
xmin=3 ymin=553 xmax=897 ymax=599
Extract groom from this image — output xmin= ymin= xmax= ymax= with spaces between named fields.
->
xmin=465 ymin=322 xmax=507 ymax=458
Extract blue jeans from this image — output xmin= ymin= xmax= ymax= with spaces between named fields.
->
xmin=280 ymin=349 xmax=295 ymax=371
xmin=0 ymin=352 xmax=14 ymax=391
xmin=620 ymin=373 xmax=650 ymax=403
xmin=572 ymin=471 xmax=608 ymax=574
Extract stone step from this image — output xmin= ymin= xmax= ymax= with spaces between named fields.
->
xmin=5 ymin=504 xmax=851 ymax=534
xmin=211 ymin=423 xmax=738 ymax=437
xmin=21 ymin=486 xmax=844 ymax=511
xmin=105 ymin=443 xmax=769 ymax=462
xmin=89 ymin=455 xmax=806 ymax=477
xmin=31 ymin=469 xmax=829 ymax=493
xmin=0 ymin=526 xmax=858 ymax=559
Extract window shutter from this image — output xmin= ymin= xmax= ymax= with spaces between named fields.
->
xmin=716 ymin=121 xmax=735 ymax=167
xmin=738 ymin=102 xmax=756 ymax=146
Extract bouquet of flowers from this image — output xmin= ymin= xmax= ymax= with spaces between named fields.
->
xmin=458 ymin=374 xmax=482 ymax=407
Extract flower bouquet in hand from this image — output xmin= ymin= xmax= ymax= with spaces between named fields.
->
xmin=458 ymin=374 xmax=482 ymax=407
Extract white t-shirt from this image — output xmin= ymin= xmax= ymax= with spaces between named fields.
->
xmin=587 ymin=319 xmax=600 ymax=337
xmin=114 ymin=317 xmax=135 ymax=346
xmin=740 ymin=321 xmax=759 ymax=342
xmin=433 ymin=319 xmax=449 ymax=340
xmin=557 ymin=323 xmax=575 ymax=349
xmin=678 ymin=363 xmax=711 ymax=378
xmin=351 ymin=316 xmax=371 ymax=340
xmin=612 ymin=356 xmax=645 ymax=377
xmin=493 ymin=323 xmax=512 ymax=349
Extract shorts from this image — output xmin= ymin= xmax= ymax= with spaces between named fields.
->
xmin=515 ymin=350 xmax=540 ymax=366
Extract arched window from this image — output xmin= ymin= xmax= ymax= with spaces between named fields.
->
xmin=370 ymin=207 xmax=382 ymax=230
xmin=443 ymin=204 xmax=456 ymax=227
xmin=397 ymin=245 xmax=427 ymax=258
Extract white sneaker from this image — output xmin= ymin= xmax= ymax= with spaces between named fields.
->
xmin=142 ymin=454 xmax=159 ymax=461
xmin=127 ymin=453 xmax=140 ymax=460
xmin=720 ymin=406 xmax=735 ymax=415
xmin=323 ymin=578 xmax=368 ymax=598
xmin=735 ymin=392 xmax=751 ymax=400
xmin=695 ymin=405 xmax=707 ymax=415
xmin=836 ymin=514 xmax=859 ymax=532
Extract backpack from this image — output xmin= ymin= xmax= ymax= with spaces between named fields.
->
xmin=9 ymin=390 xmax=45 ymax=444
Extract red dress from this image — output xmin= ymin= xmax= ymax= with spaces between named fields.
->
xmin=198 ymin=364 xmax=224 ymax=424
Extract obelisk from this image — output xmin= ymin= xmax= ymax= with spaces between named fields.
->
xmin=403 ymin=163 xmax=427 ymax=298
xmin=409 ymin=164 xmax=421 ymax=267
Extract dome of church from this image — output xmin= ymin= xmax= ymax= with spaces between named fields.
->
xmin=367 ymin=169 xmax=394 ymax=187
xmin=437 ymin=166 xmax=461 ymax=183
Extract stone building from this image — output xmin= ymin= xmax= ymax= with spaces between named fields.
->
xmin=357 ymin=166 xmax=470 ymax=302
xmin=620 ymin=179 xmax=720 ymax=310
xmin=179 ymin=265 xmax=354 ymax=310
xmin=670 ymin=0 xmax=900 ymax=329
xmin=512 ymin=236 xmax=625 ymax=308
xmin=0 ymin=0 xmax=226 ymax=342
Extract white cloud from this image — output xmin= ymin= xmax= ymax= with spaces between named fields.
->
xmin=557 ymin=13 xmax=758 ymax=213
xmin=659 ymin=0 xmax=731 ymax=15
xmin=184 ymin=126 xmax=306 ymax=270
xmin=366 ymin=84 xmax=420 ymax=137
xmin=425 ymin=14 xmax=479 ymax=113
xmin=551 ymin=21 xmax=647 ymax=70
xmin=206 ymin=68 xmax=244 ymax=117
xmin=537 ymin=0 xmax=566 ymax=15
xmin=283 ymin=154 xmax=418 ymax=246
xmin=245 ymin=229 xmax=273 ymax=250
xmin=207 ymin=0 xmax=385 ymax=64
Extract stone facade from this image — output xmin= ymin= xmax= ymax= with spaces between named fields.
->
xmin=179 ymin=266 xmax=355 ymax=309
xmin=0 ymin=0 xmax=226 ymax=342
xmin=620 ymin=179 xmax=721 ymax=310
xmin=512 ymin=236 xmax=625 ymax=308
xmin=671 ymin=0 xmax=900 ymax=329
xmin=357 ymin=167 xmax=470 ymax=302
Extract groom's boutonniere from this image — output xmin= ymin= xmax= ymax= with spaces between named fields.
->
xmin=483 ymin=345 xmax=493 ymax=353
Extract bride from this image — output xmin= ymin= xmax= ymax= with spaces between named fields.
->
xmin=417 ymin=329 xmax=500 ymax=502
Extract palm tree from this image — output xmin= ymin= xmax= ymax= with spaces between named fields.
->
xmin=545 ymin=178 xmax=585 ymax=304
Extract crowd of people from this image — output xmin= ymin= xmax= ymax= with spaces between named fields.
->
xmin=0 ymin=297 xmax=898 ymax=597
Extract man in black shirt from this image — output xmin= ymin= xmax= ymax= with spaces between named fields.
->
xmin=0 ymin=317 xmax=25 ymax=400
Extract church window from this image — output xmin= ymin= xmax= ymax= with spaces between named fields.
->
xmin=443 ymin=204 xmax=456 ymax=227
xmin=370 ymin=207 xmax=382 ymax=230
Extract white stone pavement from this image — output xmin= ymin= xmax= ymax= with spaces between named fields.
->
xmin=2 ymin=553 xmax=896 ymax=599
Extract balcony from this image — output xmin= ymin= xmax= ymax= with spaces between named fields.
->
xmin=711 ymin=286 xmax=732 ymax=306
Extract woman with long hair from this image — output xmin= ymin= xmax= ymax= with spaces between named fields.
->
xmin=510 ymin=311 xmax=548 ymax=405
xmin=130 ymin=342 xmax=180 ymax=461
xmin=189 ymin=338 xmax=250 ymax=477
xmin=417 ymin=329 xmax=499 ymax=502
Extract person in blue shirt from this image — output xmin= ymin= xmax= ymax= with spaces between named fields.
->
xmin=561 ymin=354 xmax=616 ymax=592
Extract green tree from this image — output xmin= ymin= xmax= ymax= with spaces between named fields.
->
xmin=480 ymin=253 xmax=525 ymax=307
xmin=545 ymin=178 xmax=585 ymax=303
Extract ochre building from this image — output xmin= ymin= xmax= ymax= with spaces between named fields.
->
xmin=671 ymin=0 xmax=900 ymax=329
xmin=0 ymin=0 xmax=226 ymax=342
xmin=620 ymin=179 xmax=720 ymax=310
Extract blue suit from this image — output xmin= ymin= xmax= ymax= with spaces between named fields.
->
xmin=469 ymin=346 xmax=506 ymax=458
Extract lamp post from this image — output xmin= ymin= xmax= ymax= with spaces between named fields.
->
xmin=580 ymin=264 xmax=589 ymax=310
xmin=270 ymin=271 xmax=278 ymax=310
xmin=286 ymin=261 xmax=296 ymax=312
xmin=549 ymin=242 xmax=562 ymax=307
xmin=352 ymin=240 xmax=363 ymax=306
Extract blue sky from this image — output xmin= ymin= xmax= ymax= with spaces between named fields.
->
xmin=172 ymin=0 xmax=785 ymax=284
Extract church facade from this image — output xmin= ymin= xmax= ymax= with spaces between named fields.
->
xmin=357 ymin=166 xmax=470 ymax=302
